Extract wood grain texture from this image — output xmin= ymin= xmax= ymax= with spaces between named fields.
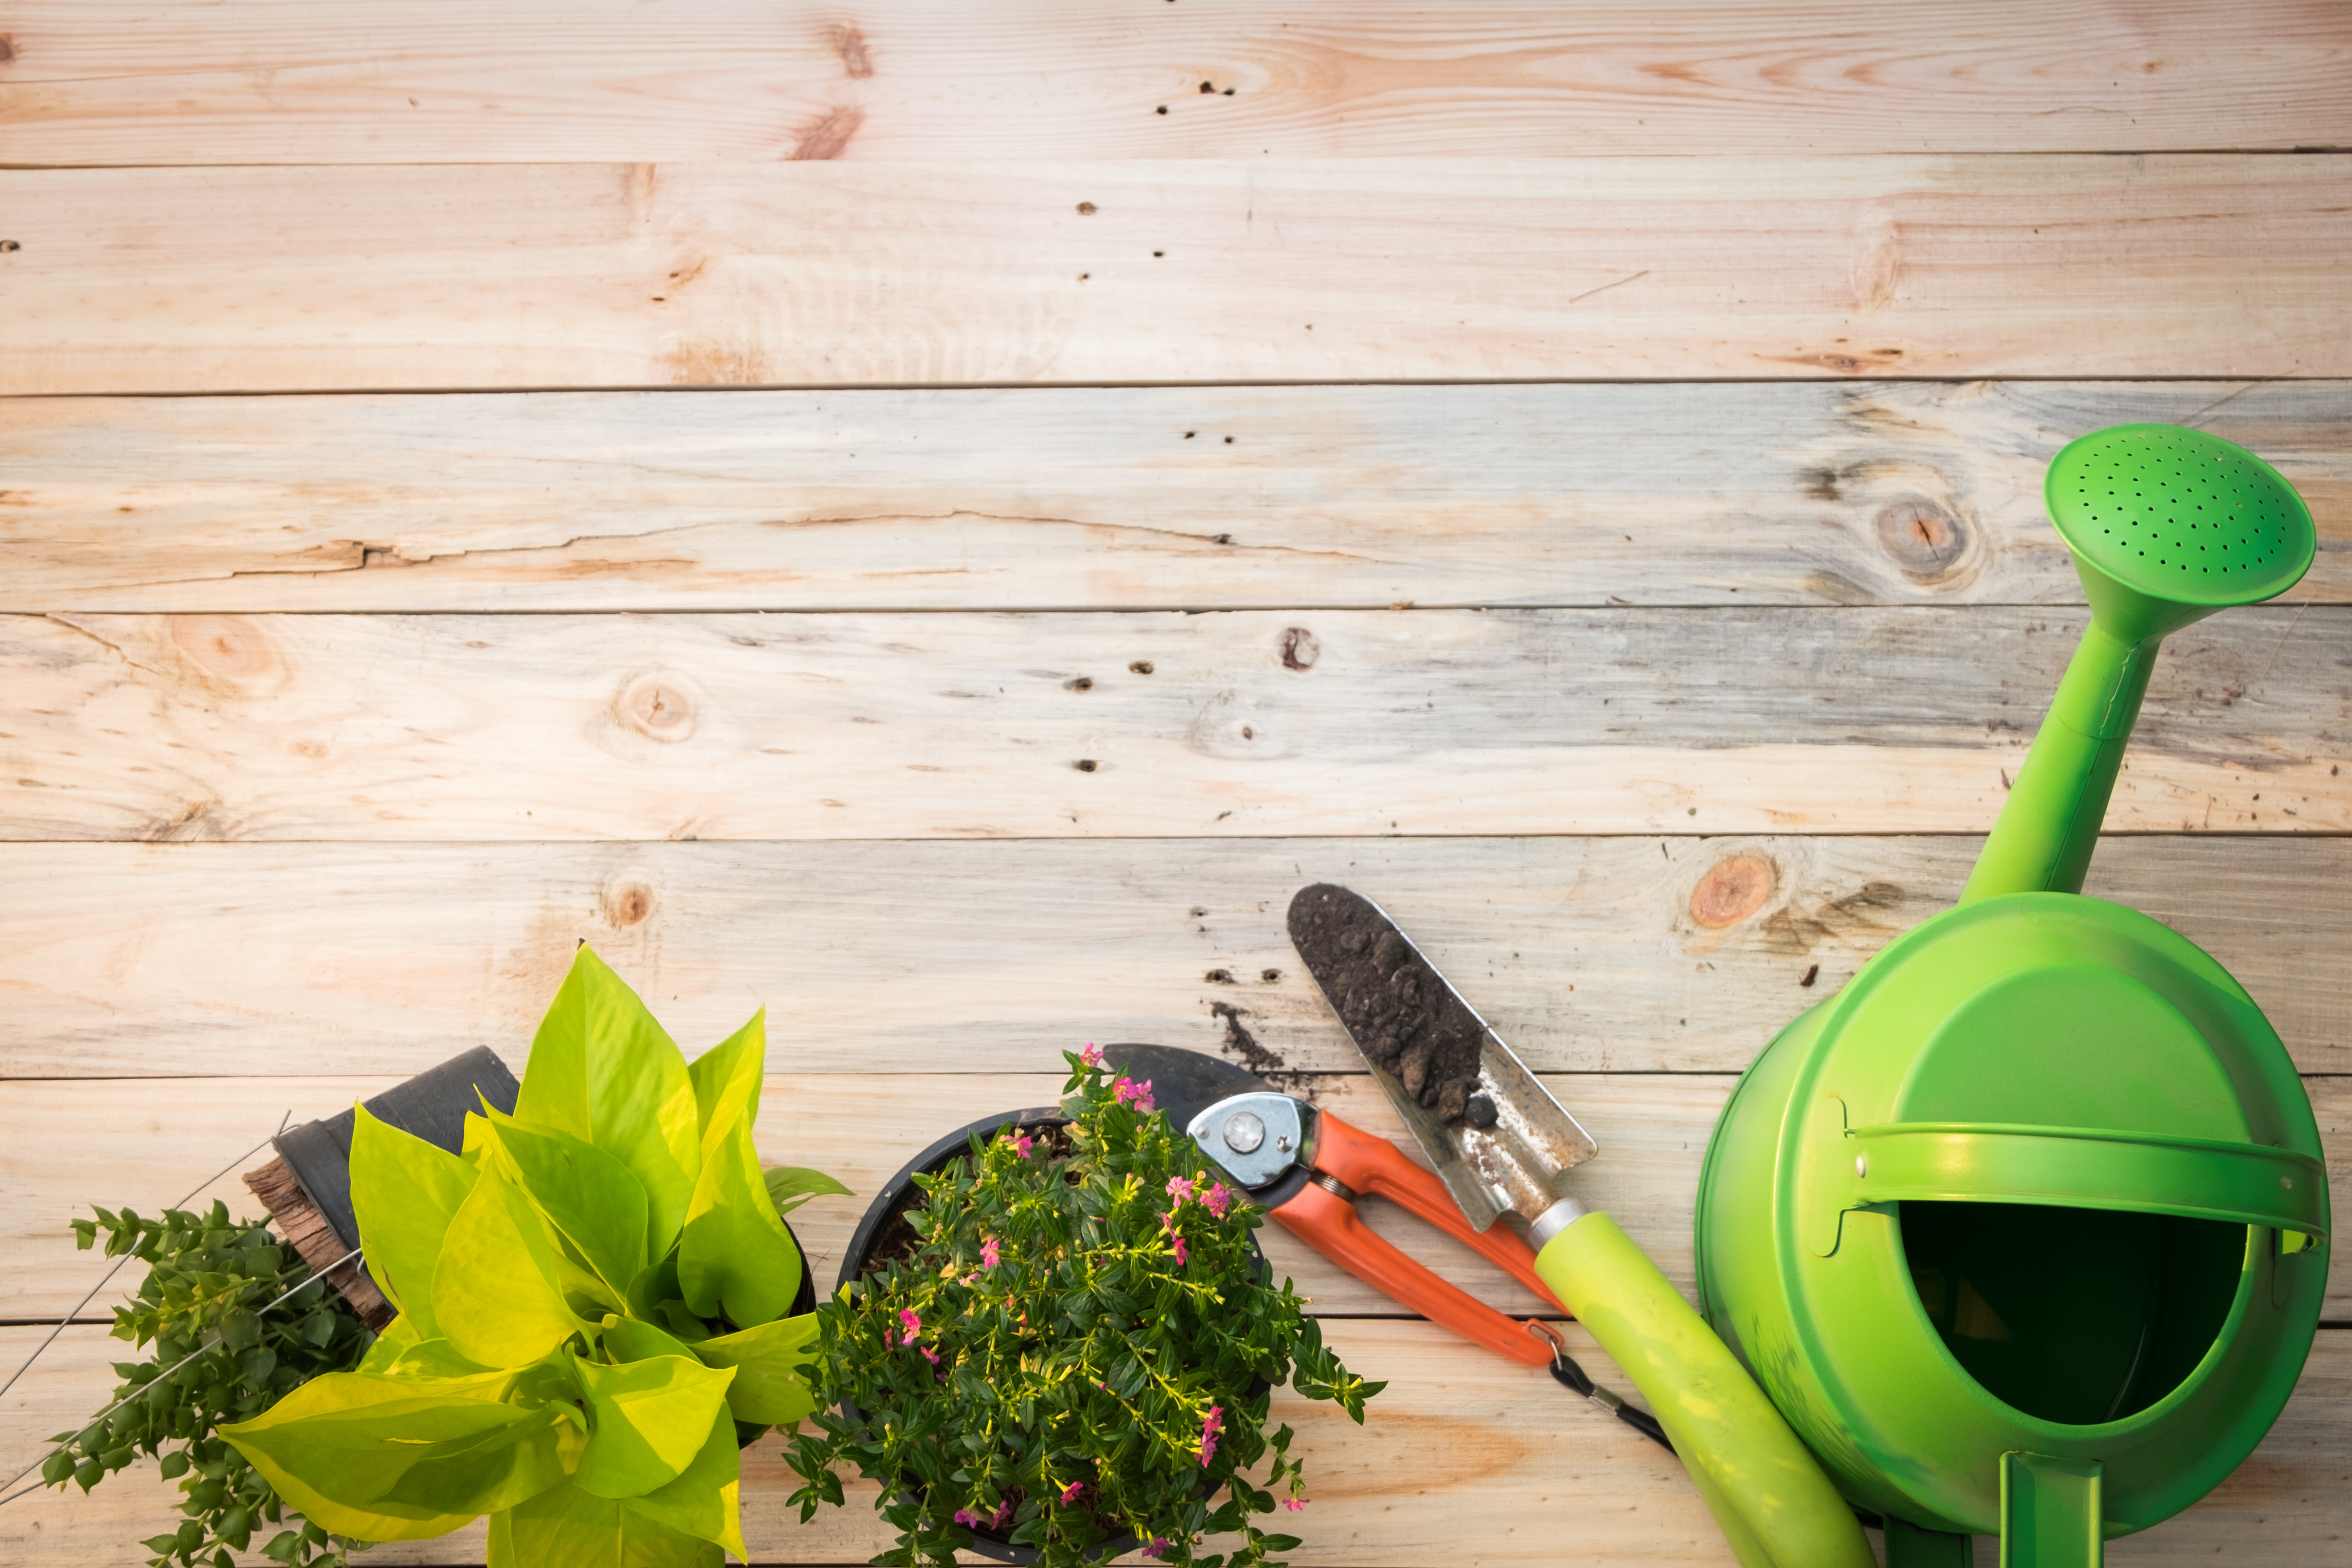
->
xmin=0 ymin=1073 xmax=1742 ymax=1325
xmin=1 ymin=837 xmax=2345 ymax=1081
xmin=2 ymin=2 xmax=2348 ymax=164
xmin=5 ymin=381 xmax=2348 ymax=614
xmin=9 ymin=1072 xmax=2346 ymax=1326
xmin=4 ymin=606 xmax=2344 ymax=843
xmin=5 ymin=158 xmax=2349 ymax=393
xmin=6 ymin=1321 xmax=2347 ymax=1565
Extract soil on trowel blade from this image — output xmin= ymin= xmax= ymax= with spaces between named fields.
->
xmin=1287 ymin=883 xmax=1487 ymax=1126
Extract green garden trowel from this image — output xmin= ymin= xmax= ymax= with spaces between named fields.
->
xmin=1289 ymin=884 xmax=1875 ymax=1568
xmin=1695 ymin=426 xmax=2331 ymax=1567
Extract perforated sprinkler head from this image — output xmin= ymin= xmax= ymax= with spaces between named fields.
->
xmin=2046 ymin=424 xmax=2315 ymax=643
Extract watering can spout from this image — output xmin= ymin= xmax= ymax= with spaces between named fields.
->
xmin=1960 ymin=427 xmax=2314 ymax=904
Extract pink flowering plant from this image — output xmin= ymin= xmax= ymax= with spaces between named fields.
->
xmin=785 ymin=1051 xmax=1381 ymax=1566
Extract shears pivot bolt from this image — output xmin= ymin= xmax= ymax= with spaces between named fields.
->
xmin=1222 ymin=1111 xmax=1265 ymax=1153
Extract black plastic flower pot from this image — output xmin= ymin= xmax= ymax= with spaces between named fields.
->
xmin=835 ymin=1102 xmax=1265 ymax=1565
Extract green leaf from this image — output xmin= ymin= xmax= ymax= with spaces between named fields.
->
xmin=514 ymin=946 xmax=701 ymax=1262
xmin=354 ymin=1314 xmax=425 ymax=1375
xmin=568 ymin=1351 xmax=735 ymax=1500
xmin=693 ymin=1313 xmax=821 ymax=1426
xmin=677 ymin=1009 xmax=803 ymax=1328
xmin=431 ymin=1169 xmax=593 ymax=1370
xmin=601 ymin=1315 xmax=698 ymax=1367
xmin=492 ymin=1478 xmax=723 ymax=1568
xmin=618 ymin=1406 xmax=747 ymax=1558
xmin=678 ymin=1111 xmax=802 ymax=1329
xmin=219 ymin=1369 xmax=580 ymax=1541
xmin=350 ymin=1102 xmax=479 ymax=1338
xmin=761 ymin=1166 xmax=853 ymax=1218
xmin=686 ymin=1009 xmax=766 ymax=1138
xmin=477 ymin=1111 xmax=651 ymax=1301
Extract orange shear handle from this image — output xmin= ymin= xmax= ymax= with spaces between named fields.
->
xmin=1311 ymin=1110 xmax=1565 ymax=1312
xmin=1273 ymin=1182 xmax=1553 ymax=1366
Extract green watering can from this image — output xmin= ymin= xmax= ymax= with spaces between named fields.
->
xmin=1693 ymin=426 xmax=2331 ymax=1567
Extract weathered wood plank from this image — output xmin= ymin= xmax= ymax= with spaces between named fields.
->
xmin=0 ymin=836 xmax=2343 ymax=1080
xmin=4 ymin=607 xmax=2344 ymax=842
xmin=4 ymin=381 xmax=2347 ymax=613
xmin=7 ymin=1321 xmax=2346 ymax=1564
xmin=8 ymin=1071 xmax=2345 ymax=1327
xmin=2 ymin=2 xmax=2347 ymax=165
xmin=4 ymin=158 xmax=2349 ymax=393
xmin=0 ymin=1073 xmax=1739 ymax=1325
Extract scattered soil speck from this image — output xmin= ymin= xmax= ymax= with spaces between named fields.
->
xmin=1210 ymin=1001 xmax=1307 ymax=1093
xmin=1074 ymin=759 xmax=1099 ymax=772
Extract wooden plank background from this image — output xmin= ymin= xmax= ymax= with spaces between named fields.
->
xmin=2 ymin=2 xmax=2348 ymax=162
xmin=6 ymin=158 xmax=2350 ymax=392
xmin=1 ymin=4 xmax=2345 ymax=1565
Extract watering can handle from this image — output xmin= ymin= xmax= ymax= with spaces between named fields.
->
xmin=1800 ymin=1102 xmax=2330 ymax=1257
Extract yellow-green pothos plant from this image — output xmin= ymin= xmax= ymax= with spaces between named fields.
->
xmin=220 ymin=947 xmax=848 ymax=1567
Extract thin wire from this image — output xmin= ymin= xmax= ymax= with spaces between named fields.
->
xmin=0 ymin=1113 xmax=291 ymax=1406
xmin=0 ymin=1242 xmax=362 ymax=1508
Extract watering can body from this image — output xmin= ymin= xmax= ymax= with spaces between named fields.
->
xmin=1691 ymin=427 xmax=2331 ymax=1564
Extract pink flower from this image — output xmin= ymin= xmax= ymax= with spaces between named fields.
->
xmin=954 ymin=1508 xmax=983 ymax=1528
xmin=1059 ymin=1480 xmax=1084 ymax=1504
xmin=1164 ymin=1175 xmax=1196 ymax=1207
xmin=1282 ymin=1497 xmax=1308 ymax=1512
xmin=981 ymin=1236 xmax=1000 ymax=1270
xmin=1203 ymin=1181 xmax=1233 ymax=1219
xmin=1199 ymin=1404 xmax=1224 ymax=1467
xmin=1141 ymin=1539 xmax=1170 ymax=1559
xmin=897 ymin=1309 xmax=922 ymax=1346
xmin=921 ymin=1344 xmax=940 ymax=1364
xmin=1003 ymin=1128 xmax=1034 ymax=1159
xmin=995 ymin=1499 xmax=1014 ymax=1528
xmin=1112 ymin=1075 xmax=1154 ymax=1111
xmin=1080 ymin=1043 xmax=1104 ymax=1067
xmin=1171 ymin=1233 xmax=1189 ymax=1265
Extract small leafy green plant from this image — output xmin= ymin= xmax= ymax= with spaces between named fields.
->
xmin=785 ymin=1049 xmax=1383 ymax=1567
xmin=42 ymin=1202 xmax=373 ymax=1568
xmin=220 ymin=946 xmax=848 ymax=1568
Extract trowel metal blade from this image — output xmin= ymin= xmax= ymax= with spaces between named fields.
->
xmin=1287 ymin=883 xmax=1599 ymax=1233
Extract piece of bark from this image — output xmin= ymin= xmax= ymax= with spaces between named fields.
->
xmin=242 ymin=1156 xmax=394 ymax=1329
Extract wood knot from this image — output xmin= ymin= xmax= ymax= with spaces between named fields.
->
xmin=618 ymin=675 xmax=698 ymax=742
xmin=1873 ymin=498 xmax=1972 ymax=586
xmin=603 ymin=881 xmax=656 ymax=927
xmin=1691 ymin=855 xmax=1775 ymax=929
xmin=1279 ymin=627 xmax=1319 ymax=670
xmin=168 ymin=615 xmax=280 ymax=689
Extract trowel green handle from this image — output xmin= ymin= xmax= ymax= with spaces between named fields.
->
xmin=1535 ymin=1212 xmax=1875 ymax=1568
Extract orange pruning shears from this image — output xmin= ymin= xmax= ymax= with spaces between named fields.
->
xmin=1101 ymin=1044 xmax=1562 ymax=1366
